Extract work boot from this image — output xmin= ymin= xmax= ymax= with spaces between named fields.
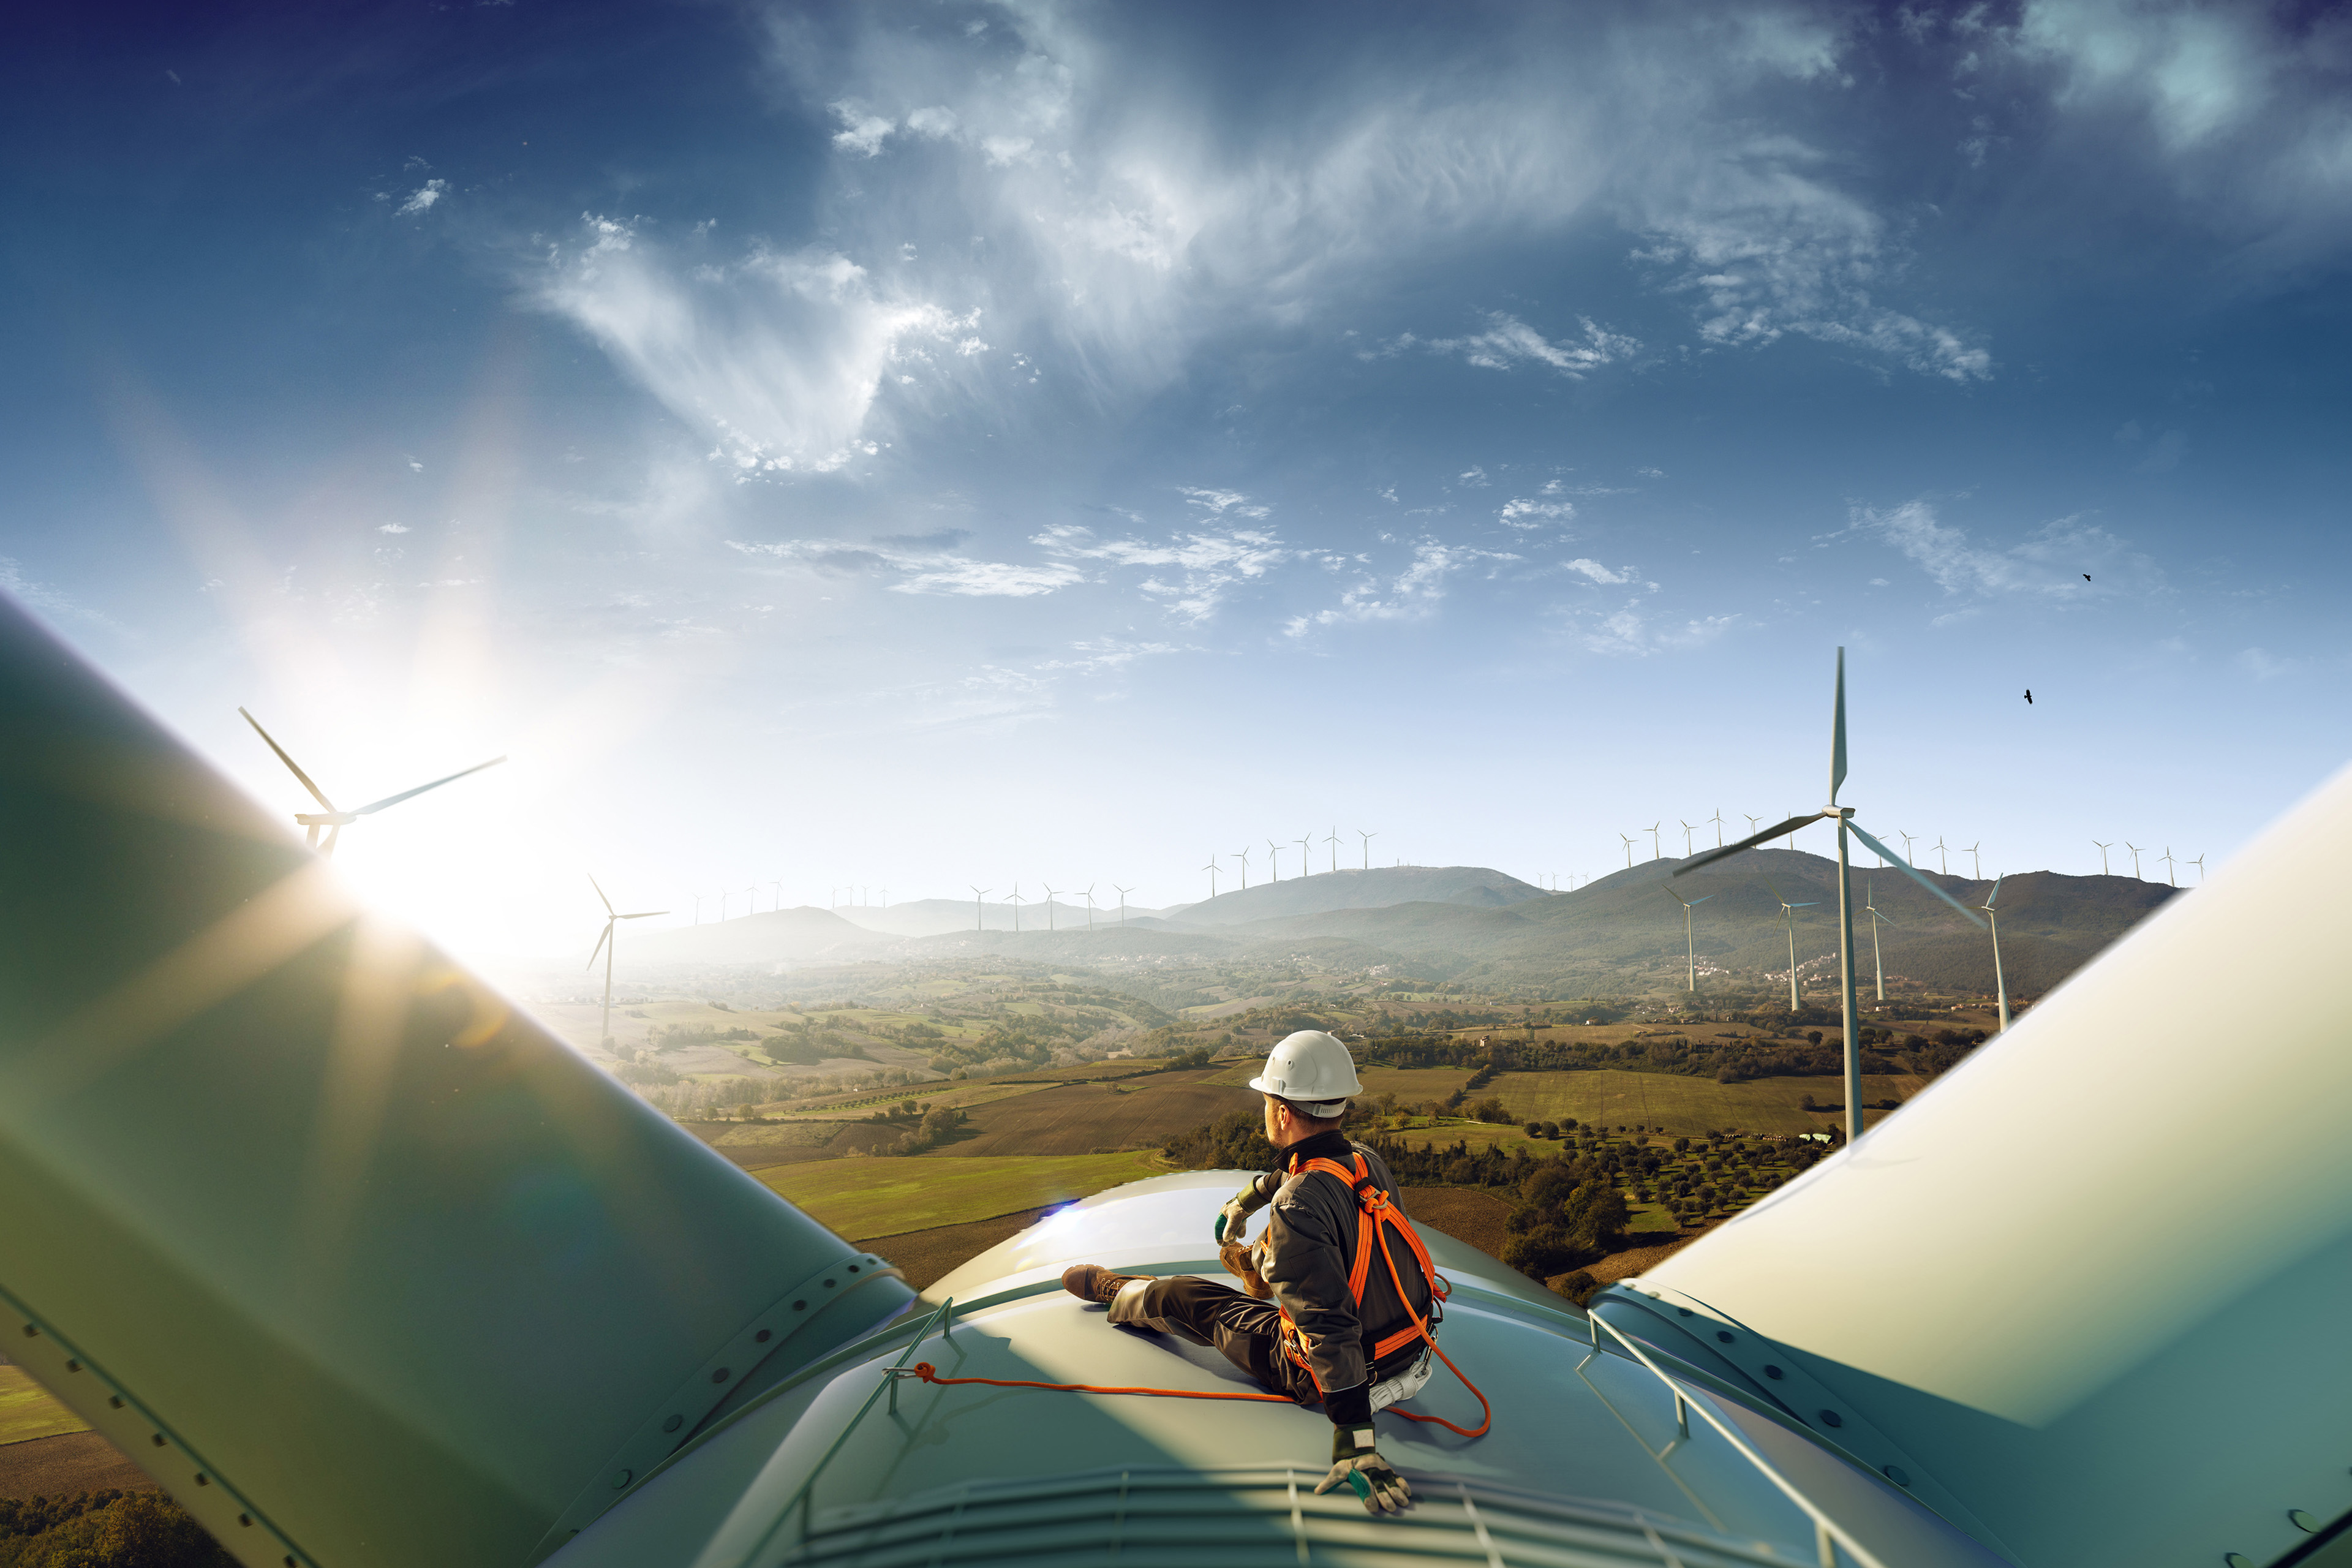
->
xmin=1062 ymin=1264 xmax=1149 ymax=1306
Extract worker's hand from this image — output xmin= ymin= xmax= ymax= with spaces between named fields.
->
xmin=1212 ymin=1181 xmax=1264 ymax=1244
xmin=1315 ymin=1425 xmax=1412 ymax=1514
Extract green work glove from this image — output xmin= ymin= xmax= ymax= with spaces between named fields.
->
xmin=1315 ymin=1424 xmax=1412 ymax=1514
xmin=1213 ymin=1182 xmax=1263 ymax=1244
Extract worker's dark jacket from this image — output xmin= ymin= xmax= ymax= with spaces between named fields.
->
xmin=1238 ymin=1130 xmax=1436 ymax=1403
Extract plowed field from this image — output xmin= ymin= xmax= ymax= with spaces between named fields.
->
xmin=943 ymin=1071 xmax=1256 ymax=1155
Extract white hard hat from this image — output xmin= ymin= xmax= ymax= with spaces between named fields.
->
xmin=1248 ymin=1030 xmax=1363 ymax=1118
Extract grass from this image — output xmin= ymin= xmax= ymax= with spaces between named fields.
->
xmin=755 ymin=1150 xmax=1167 ymax=1238
xmin=0 ymin=1365 xmax=88 ymax=1446
xmin=944 ymin=1072 xmax=1254 ymax=1156
xmin=1484 ymin=1070 xmax=1920 ymax=1136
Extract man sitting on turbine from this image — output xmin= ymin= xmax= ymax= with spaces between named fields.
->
xmin=1062 ymin=1030 xmax=1438 ymax=1514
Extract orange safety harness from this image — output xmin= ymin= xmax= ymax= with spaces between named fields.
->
xmin=910 ymin=1155 xmax=1491 ymax=1441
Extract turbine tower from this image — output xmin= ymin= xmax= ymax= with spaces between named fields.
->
xmin=1660 ymin=884 xmax=1715 ymax=992
xmin=2093 ymin=840 xmax=2113 ymax=875
xmin=1082 ymin=884 xmax=1096 ymax=931
xmin=1265 ymin=839 xmax=1281 ymax=882
xmin=1933 ymin=837 xmax=1950 ymax=876
xmin=1232 ymin=847 xmax=1250 ymax=889
xmin=1679 ymin=820 xmax=1698 ymax=858
xmin=1618 ymin=832 xmax=1636 ymax=869
xmin=1113 ymin=884 xmax=1134 ymax=927
xmin=1743 ymin=813 xmax=1762 ymax=839
xmin=1864 ymin=880 xmax=1896 ymax=1003
xmin=1980 ymin=876 xmax=2011 ymax=1031
xmin=1709 ymin=808 xmax=1725 ymax=848
xmin=1897 ymin=830 xmax=1918 ymax=865
xmin=745 ymin=883 xmax=757 ymax=917
xmin=1358 ymin=829 xmax=1376 ymax=869
xmin=1785 ymin=813 xmax=1800 ymax=851
xmin=2189 ymin=854 xmax=2206 ymax=883
xmin=2126 ymin=841 xmax=2144 ymax=878
xmin=1297 ymin=835 xmax=1313 ymax=876
xmin=1008 ymin=886 xmax=1024 ymax=932
xmin=1965 ymin=842 xmax=1982 ymax=881
xmin=2160 ymin=848 xmax=2177 ymax=886
xmin=1763 ymin=878 xmax=1821 ymax=1012
xmin=238 ymin=707 xmax=505 ymax=857
xmin=692 ymin=894 xmax=703 ymax=926
xmin=1200 ymin=857 xmax=1219 ymax=899
xmin=968 ymin=886 xmax=990 ymax=932
xmin=1645 ymin=822 xmax=1662 ymax=860
xmin=1040 ymin=883 xmax=1060 ymax=932
xmin=1325 ymin=827 xmax=1341 ymax=874
xmin=586 ymin=876 xmax=666 ymax=1050
xmin=1676 ymin=648 xmax=1987 ymax=1142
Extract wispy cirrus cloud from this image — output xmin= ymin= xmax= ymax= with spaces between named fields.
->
xmin=728 ymin=535 xmax=1081 ymax=597
xmin=1377 ymin=312 xmax=1640 ymax=378
xmin=1836 ymin=500 xmax=2161 ymax=601
xmin=1035 ymin=519 xmax=1288 ymax=624
xmin=1568 ymin=602 xmax=1741 ymax=657
xmin=1284 ymin=540 xmax=1518 ymax=636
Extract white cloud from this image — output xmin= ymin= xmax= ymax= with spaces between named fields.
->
xmin=1410 ymin=313 xmax=1641 ymax=377
xmin=1562 ymin=558 xmax=1630 ymax=584
xmin=1570 ymin=603 xmax=1741 ymax=657
xmin=1842 ymin=500 xmax=2160 ymax=599
xmin=378 ymin=522 xmax=410 ymax=534
xmin=1035 ymin=522 xmax=1287 ymax=623
xmin=1499 ymin=497 xmax=1575 ymax=530
xmin=728 ymin=536 xmax=1082 ymax=597
xmin=1458 ymin=466 xmax=1488 ymax=486
xmin=396 ymin=179 xmax=447 ymax=216
xmin=1178 ymin=488 xmax=1271 ymax=519
xmin=831 ymin=102 xmax=895 ymax=156
xmin=534 ymin=214 xmax=991 ymax=473
xmin=1284 ymin=540 xmax=1517 ymax=635
xmin=1 ymin=558 xmax=123 ymax=633
xmin=2236 ymin=647 xmax=2301 ymax=680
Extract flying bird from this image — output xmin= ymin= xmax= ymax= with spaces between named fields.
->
xmin=2083 ymin=573 xmax=2091 ymax=581
xmin=2024 ymin=689 xmax=2034 ymax=704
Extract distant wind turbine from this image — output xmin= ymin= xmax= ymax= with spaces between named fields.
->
xmin=1325 ymin=827 xmax=1341 ymax=875
xmin=238 ymin=707 xmax=505 ymax=857
xmin=1980 ymin=876 xmax=2011 ymax=1031
xmin=2160 ymin=848 xmax=2177 ymax=887
xmin=1675 ymin=647 xmax=1987 ymax=1143
xmin=1864 ymin=880 xmax=1896 ymax=1003
xmin=1082 ymin=884 xmax=1096 ymax=931
xmin=1646 ymin=822 xmax=1662 ymax=861
xmin=1265 ymin=839 xmax=1282 ymax=882
xmin=1743 ymin=813 xmax=1762 ymax=839
xmin=969 ymin=886 xmax=990 ymax=932
xmin=1008 ymin=886 xmax=1024 ymax=933
xmin=1763 ymin=878 xmax=1821 ymax=1012
xmin=1965 ymin=842 xmax=1982 ymax=881
xmin=1297 ymin=835 xmax=1313 ymax=877
xmin=2125 ymin=842 xmax=2144 ymax=879
xmin=693 ymin=895 xmax=703 ymax=926
xmin=2189 ymin=854 xmax=2206 ymax=883
xmin=2092 ymin=840 xmax=2113 ymax=876
xmin=1897 ymin=831 xmax=1918 ymax=866
xmin=1679 ymin=820 xmax=1698 ymax=858
xmin=586 ymin=876 xmax=666 ymax=1049
xmin=720 ymin=892 xmax=730 ymax=922
xmin=1201 ymin=857 xmax=1219 ymax=899
xmin=1933 ymin=837 xmax=1950 ymax=876
xmin=1660 ymin=884 xmax=1715 ymax=992
xmin=1114 ymin=884 xmax=1134 ymax=927
xmin=1709 ymin=809 xmax=1726 ymax=848
xmin=770 ymin=880 xmax=781 ymax=910
xmin=1233 ymin=847 xmax=1250 ymax=889
xmin=1041 ymin=883 xmax=1060 ymax=932
xmin=746 ymin=883 xmax=757 ymax=916
xmin=1618 ymin=833 xmax=1637 ymax=869
xmin=1359 ymin=829 xmax=1377 ymax=870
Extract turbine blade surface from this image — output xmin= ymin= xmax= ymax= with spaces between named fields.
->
xmin=1831 ymin=647 xmax=1849 ymax=804
xmin=589 ymin=873 xmax=614 ymax=916
xmin=586 ymin=923 xmax=610 ymax=970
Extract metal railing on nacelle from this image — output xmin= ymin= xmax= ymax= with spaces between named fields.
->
xmin=1580 ymin=1307 xmax=1891 ymax=1568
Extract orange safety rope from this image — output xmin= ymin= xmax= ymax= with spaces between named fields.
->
xmin=903 ymin=1362 xmax=1294 ymax=1404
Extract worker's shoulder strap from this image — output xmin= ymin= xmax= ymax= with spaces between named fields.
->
xmin=1284 ymin=1152 xmax=1446 ymax=1311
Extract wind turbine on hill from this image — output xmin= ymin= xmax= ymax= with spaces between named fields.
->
xmin=1764 ymin=879 xmax=1820 ymax=1012
xmin=969 ymin=886 xmax=990 ymax=932
xmin=238 ymin=708 xmax=505 ymax=857
xmin=1265 ymin=839 xmax=1282 ymax=881
xmin=1618 ymin=832 xmax=1636 ymax=869
xmin=1082 ymin=886 xmax=1096 ymax=931
xmin=1232 ymin=847 xmax=1250 ymax=889
xmin=1965 ymin=843 xmax=1982 ymax=881
xmin=1785 ymin=813 xmax=1801 ymax=850
xmin=1660 ymin=884 xmax=1714 ymax=992
xmin=1679 ymin=820 xmax=1698 ymax=857
xmin=1041 ymin=883 xmax=1060 ymax=931
xmin=1297 ymin=835 xmax=1313 ymax=876
xmin=1898 ymin=830 xmax=1918 ymax=865
xmin=1114 ymin=884 xmax=1134 ymax=927
xmin=2189 ymin=854 xmax=2206 ymax=883
xmin=586 ymin=876 xmax=666 ymax=1049
xmin=1864 ymin=880 xmax=1896 ymax=1001
xmin=1325 ymin=827 xmax=1341 ymax=874
xmin=1358 ymin=829 xmax=1376 ymax=869
xmin=1675 ymin=647 xmax=1988 ymax=1143
xmin=1645 ymin=822 xmax=1662 ymax=860
xmin=2126 ymin=842 xmax=2144 ymax=878
xmin=1709 ymin=809 xmax=1725 ymax=848
xmin=1934 ymin=837 xmax=1950 ymax=875
xmin=2160 ymin=848 xmax=2177 ymax=886
xmin=1008 ymin=886 xmax=1024 ymax=932
xmin=2093 ymin=840 xmax=2113 ymax=875
xmin=1980 ymin=877 xmax=2011 ymax=1031
xmin=1200 ymin=857 xmax=1219 ymax=898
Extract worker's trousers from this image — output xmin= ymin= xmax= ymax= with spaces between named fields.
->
xmin=1106 ymin=1276 xmax=1433 ymax=1412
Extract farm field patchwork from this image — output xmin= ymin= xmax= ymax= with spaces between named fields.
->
xmin=1485 ymin=1071 xmax=1921 ymax=1136
xmin=0 ymin=1366 xmax=87 ymax=1446
xmin=944 ymin=1072 xmax=1256 ymax=1156
xmin=756 ymin=1150 xmax=1166 ymax=1238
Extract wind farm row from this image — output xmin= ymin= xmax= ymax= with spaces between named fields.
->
xmin=1605 ymin=814 xmax=2204 ymax=887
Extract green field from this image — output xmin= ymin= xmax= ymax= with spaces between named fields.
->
xmin=756 ymin=1150 xmax=1166 ymax=1238
xmin=0 ymin=1365 xmax=87 ymax=1446
xmin=1486 ymin=1070 xmax=1920 ymax=1136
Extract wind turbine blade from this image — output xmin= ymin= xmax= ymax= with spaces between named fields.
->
xmin=1791 ymin=900 xmax=1820 ymax=908
xmin=1659 ymin=886 xmax=1690 ymax=908
xmin=1830 ymin=647 xmax=1849 ymax=804
xmin=320 ymin=824 xmax=340 ymax=858
xmin=1847 ymin=821 xmax=1988 ymax=927
xmin=586 ymin=923 xmax=611 ymax=970
xmin=353 ymin=755 xmax=508 ymax=816
xmin=1691 ymin=894 xmax=1714 ymax=905
xmin=588 ymin=873 xmax=615 ymax=916
xmin=1674 ymin=813 xmax=1825 ymax=875
xmin=1985 ymin=875 xmax=2003 ymax=909
xmin=239 ymin=707 xmax=338 ymax=812
xmin=620 ymin=910 xmax=666 ymax=919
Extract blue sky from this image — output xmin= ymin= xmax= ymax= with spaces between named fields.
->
xmin=6 ymin=1 xmax=2348 ymax=959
